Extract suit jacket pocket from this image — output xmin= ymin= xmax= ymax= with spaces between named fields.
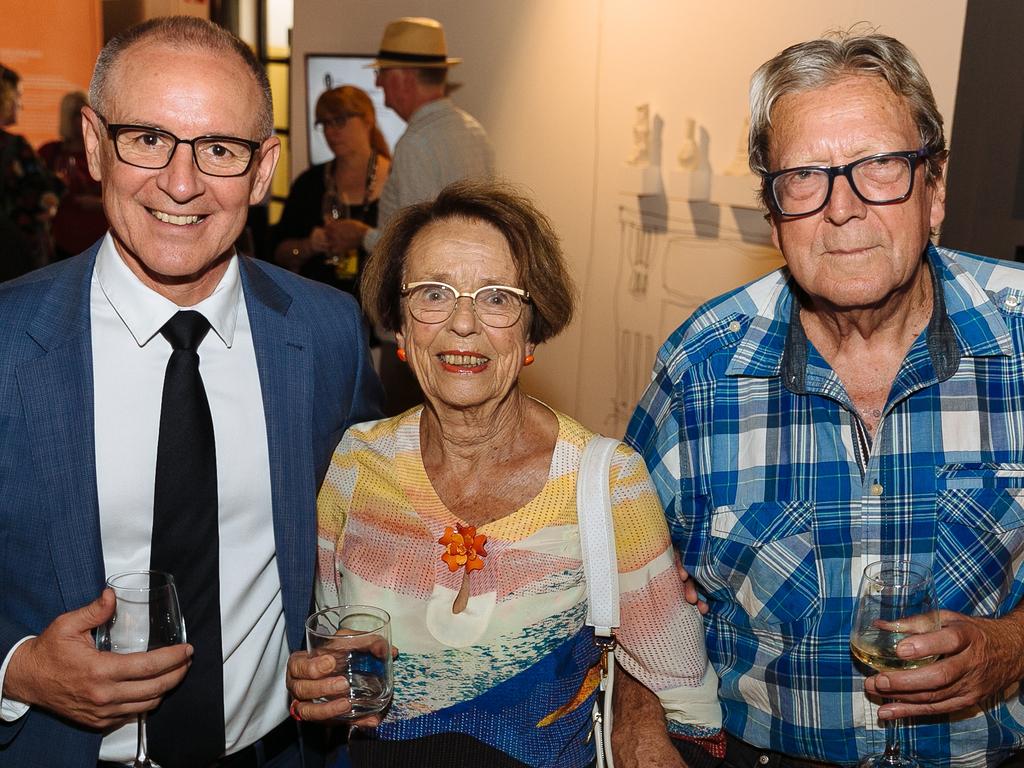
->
xmin=702 ymin=500 xmax=821 ymax=626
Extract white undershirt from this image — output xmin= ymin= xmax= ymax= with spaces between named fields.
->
xmin=0 ymin=234 xmax=290 ymax=760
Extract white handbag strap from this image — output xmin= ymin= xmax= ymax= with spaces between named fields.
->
xmin=577 ymin=435 xmax=621 ymax=637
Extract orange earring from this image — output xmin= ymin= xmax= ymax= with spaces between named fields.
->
xmin=396 ymin=348 xmax=407 ymax=362
xmin=523 ymin=354 xmax=535 ymax=366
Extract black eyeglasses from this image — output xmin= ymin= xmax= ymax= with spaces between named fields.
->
xmin=315 ymin=113 xmax=362 ymax=132
xmin=764 ymin=148 xmax=932 ymax=217
xmin=99 ymin=115 xmax=262 ymax=177
xmin=401 ymin=282 xmax=530 ymax=328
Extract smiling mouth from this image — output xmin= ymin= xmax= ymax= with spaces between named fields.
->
xmin=149 ymin=208 xmax=205 ymax=226
xmin=438 ymin=352 xmax=489 ymax=367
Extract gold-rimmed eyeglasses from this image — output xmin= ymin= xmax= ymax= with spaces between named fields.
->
xmin=401 ymin=281 xmax=530 ymax=328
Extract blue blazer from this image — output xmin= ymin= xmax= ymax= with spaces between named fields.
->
xmin=0 ymin=242 xmax=383 ymax=766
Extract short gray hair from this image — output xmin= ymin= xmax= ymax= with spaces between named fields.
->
xmin=89 ymin=16 xmax=273 ymax=140
xmin=749 ymin=31 xmax=946 ymax=210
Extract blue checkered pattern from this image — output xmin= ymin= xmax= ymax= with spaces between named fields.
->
xmin=626 ymin=245 xmax=1024 ymax=766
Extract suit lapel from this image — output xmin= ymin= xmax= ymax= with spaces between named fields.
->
xmin=20 ymin=248 xmax=105 ymax=610
xmin=239 ymin=258 xmax=315 ymax=650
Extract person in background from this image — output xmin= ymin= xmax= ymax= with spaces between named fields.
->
xmin=272 ymin=85 xmax=390 ymax=296
xmin=0 ymin=63 xmax=60 ymax=279
xmin=286 ymin=180 xmax=723 ymax=768
xmin=326 ymin=16 xmax=495 ymax=416
xmin=38 ymin=91 xmax=108 ymax=260
xmin=0 ymin=17 xmax=380 ymax=767
xmin=627 ymin=30 xmax=1024 ymax=766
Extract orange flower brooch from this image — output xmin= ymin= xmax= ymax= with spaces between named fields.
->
xmin=439 ymin=523 xmax=488 ymax=573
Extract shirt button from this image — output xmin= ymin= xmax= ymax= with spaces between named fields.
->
xmin=1005 ymin=295 xmax=1020 ymax=309
xmin=759 ymin=756 xmax=770 ymax=765
xmin=729 ymin=320 xmax=741 ymax=333
xmin=870 ymin=483 xmax=884 ymax=496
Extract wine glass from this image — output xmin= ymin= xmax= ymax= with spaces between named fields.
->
xmin=850 ymin=560 xmax=940 ymax=768
xmin=305 ymin=605 xmax=393 ymax=719
xmin=96 ymin=570 xmax=186 ymax=768
xmin=322 ymin=189 xmax=350 ymax=224
xmin=322 ymin=191 xmax=358 ymax=276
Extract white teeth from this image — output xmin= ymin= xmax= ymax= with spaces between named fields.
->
xmin=151 ymin=210 xmax=201 ymax=226
xmin=440 ymin=353 xmax=487 ymax=366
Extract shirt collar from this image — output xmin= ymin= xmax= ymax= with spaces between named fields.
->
xmin=726 ymin=243 xmax=1011 ymax=386
xmin=407 ymin=97 xmax=451 ymax=125
xmin=95 ymin=232 xmax=242 ymax=348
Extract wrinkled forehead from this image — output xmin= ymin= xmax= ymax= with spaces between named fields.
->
xmin=767 ymin=75 xmax=918 ymax=163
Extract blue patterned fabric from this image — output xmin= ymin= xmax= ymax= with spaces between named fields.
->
xmin=378 ymin=628 xmax=600 ymax=767
xmin=626 ymin=244 xmax=1024 ymax=766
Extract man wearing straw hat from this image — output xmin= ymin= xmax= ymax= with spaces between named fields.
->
xmin=327 ymin=17 xmax=495 ymax=413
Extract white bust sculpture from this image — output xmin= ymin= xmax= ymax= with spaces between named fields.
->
xmin=627 ymin=103 xmax=651 ymax=166
xmin=723 ymin=116 xmax=753 ymax=176
xmin=677 ymin=117 xmax=699 ymax=171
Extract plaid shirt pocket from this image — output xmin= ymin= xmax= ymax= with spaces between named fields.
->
xmin=702 ymin=500 xmax=821 ymax=626
xmin=935 ymin=486 xmax=1024 ymax=617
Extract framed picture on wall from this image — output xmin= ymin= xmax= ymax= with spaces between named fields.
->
xmin=304 ymin=54 xmax=406 ymax=167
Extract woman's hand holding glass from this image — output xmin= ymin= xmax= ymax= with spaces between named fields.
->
xmin=287 ymin=605 xmax=396 ymax=725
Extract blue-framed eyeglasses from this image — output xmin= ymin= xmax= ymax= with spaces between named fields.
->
xmin=764 ymin=148 xmax=932 ymax=217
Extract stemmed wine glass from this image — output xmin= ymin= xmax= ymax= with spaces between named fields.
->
xmin=321 ymin=191 xmax=358 ymax=278
xmin=850 ymin=560 xmax=940 ymax=768
xmin=96 ymin=570 xmax=186 ymax=768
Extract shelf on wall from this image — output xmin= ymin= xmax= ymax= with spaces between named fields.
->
xmin=664 ymin=169 xmax=710 ymax=201
xmin=710 ymin=174 xmax=760 ymax=209
xmin=617 ymin=163 xmax=662 ymax=196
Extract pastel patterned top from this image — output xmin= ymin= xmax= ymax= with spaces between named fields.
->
xmin=316 ymin=404 xmax=722 ymax=767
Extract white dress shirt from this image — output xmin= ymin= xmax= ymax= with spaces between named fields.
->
xmin=0 ymin=235 xmax=290 ymax=761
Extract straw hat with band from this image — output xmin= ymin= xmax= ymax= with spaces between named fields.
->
xmin=370 ymin=17 xmax=462 ymax=69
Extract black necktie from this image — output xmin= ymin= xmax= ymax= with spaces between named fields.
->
xmin=148 ymin=310 xmax=225 ymax=767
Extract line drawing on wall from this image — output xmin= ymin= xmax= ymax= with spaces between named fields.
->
xmin=607 ymin=203 xmax=783 ymax=435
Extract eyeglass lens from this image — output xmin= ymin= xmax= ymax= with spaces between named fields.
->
xmin=772 ymin=154 xmax=915 ymax=216
xmin=407 ymin=284 xmax=524 ymax=328
xmin=113 ymin=126 xmax=254 ymax=176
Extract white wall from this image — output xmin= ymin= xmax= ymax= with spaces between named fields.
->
xmin=292 ymin=0 xmax=967 ymax=434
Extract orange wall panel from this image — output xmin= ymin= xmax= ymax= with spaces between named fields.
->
xmin=1 ymin=0 xmax=103 ymax=147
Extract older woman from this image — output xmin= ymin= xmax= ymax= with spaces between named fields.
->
xmin=272 ymin=85 xmax=390 ymax=294
xmin=288 ymin=181 xmax=721 ymax=767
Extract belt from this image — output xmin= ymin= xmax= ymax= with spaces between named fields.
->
xmin=97 ymin=718 xmax=298 ymax=768
xmin=725 ymin=733 xmax=840 ymax=768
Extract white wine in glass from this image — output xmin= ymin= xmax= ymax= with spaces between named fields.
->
xmin=850 ymin=560 xmax=940 ymax=768
xmin=96 ymin=570 xmax=186 ymax=768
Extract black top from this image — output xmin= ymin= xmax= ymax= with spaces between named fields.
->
xmin=271 ymin=161 xmax=379 ymax=295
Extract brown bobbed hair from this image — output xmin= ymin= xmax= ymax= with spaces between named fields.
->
xmin=314 ymin=85 xmax=391 ymax=160
xmin=361 ymin=179 xmax=576 ymax=345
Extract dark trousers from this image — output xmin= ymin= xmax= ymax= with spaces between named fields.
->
xmin=723 ymin=733 xmax=839 ymax=768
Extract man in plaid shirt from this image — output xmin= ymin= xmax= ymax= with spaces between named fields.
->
xmin=626 ymin=32 xmax=1024 ymax=768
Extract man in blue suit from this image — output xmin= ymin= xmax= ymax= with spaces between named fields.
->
xmin=0 ymin=17 xmax=381 ymax=768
